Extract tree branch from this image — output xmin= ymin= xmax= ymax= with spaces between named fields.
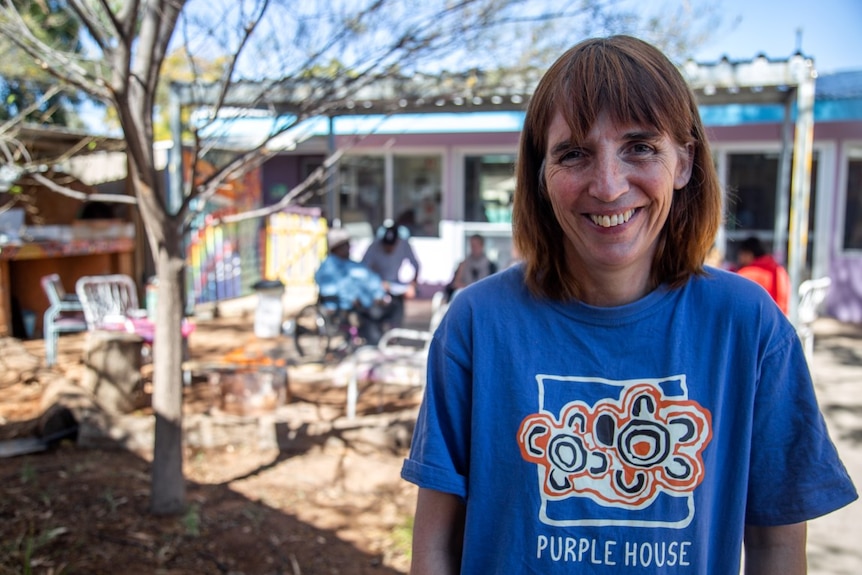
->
xmin=67 ymin=0 xmax=113 ymax=53
xmin=0 ymin=85 xmax=64 ymax=135
xmin=30 ymin=173 xmax=138 ymax=204
xmin=206 ymin=0 xmax=269 ymax=119
xmin=0 ymin=0 xmax=112 ymax=100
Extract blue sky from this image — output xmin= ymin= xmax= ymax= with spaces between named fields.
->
xmin=691 ymin=0 xmax=862 ymax=74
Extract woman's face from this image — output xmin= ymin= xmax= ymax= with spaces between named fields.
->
xmin=543 ymin=109 xmax=692 ymax=288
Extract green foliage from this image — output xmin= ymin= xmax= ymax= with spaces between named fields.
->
xmin=153 ymin=48 xmax=229 ymax=142
xmin=0 ymin=0 xmax=84 ymax=125
xmin=101 ymin=488 xmax=120 ymax=515
xmin=391 ymin=514 xmax=414 ymax=559
xmin=300 ymin=59 xmax=360 ymax=80
xmin=2 ymin=523 xmax=70 ymax=575
xmin=19 ymin=462 xmax=36 ymax=484
xmin=181 ymin=504 xmax=201 ymax=537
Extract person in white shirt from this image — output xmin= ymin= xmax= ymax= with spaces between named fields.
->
xmin=361 ymin=222 xmax=421 ymax=328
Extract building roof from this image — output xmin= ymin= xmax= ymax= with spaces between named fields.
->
xmin=15 ymin=124 xmax=126 ymax=159
xmin=9 ymin=125 xmax=128 ymax=186
xmin=816 ymin=70 xmax=862 ymax=100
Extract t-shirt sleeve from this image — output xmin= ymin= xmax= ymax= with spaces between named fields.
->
xmin=401 ymin=308 xmax=472 ymax=499
xmin=745 ymin=328 xmax=858 ymax=525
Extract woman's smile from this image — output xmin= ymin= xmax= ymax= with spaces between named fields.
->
xmin=543 ymin=109 xmax=693 ymax=303
xmin=589 ymin=208 xmax=636 ymax=228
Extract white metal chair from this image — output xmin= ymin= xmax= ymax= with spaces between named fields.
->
xmin=75 ymin=274 xmax=141 ymax=331
xmin=40 ymin=274 xmax=88 ymax=366
xmin=797 ymin=276 xmax=832 ymax=363
xmin=75 ymin=273 xmax=196 ymax=383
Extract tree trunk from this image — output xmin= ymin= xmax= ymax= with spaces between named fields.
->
xmin=148 ymin=238 xmax=188 ymax=515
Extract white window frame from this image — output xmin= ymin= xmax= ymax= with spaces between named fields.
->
xmin=710 ymin=140 xmax=830 ymax=277
xmin=451 ymin=145 xmax=518 ymax=222
xmin=340 ymin=146 xmax=447 ymax=225
xmin=836 ymin=139 xmax=862 ymax=256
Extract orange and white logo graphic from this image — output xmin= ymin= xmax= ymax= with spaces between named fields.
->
xmin=518 ymin=375 xmax=712 ymax=529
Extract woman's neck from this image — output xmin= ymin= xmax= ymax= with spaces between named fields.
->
xmin=571 ymin=261 xmax=655 ymax=307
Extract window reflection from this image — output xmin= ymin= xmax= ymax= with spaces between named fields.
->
xmin=844 ymin=147 xmax=862 ymax=251
xmin=394 ymin=155 xmax=441 ymax=237
xmin=338 ymin=156 xmax=385 ymax=230
xmin=465 ymin=154 xmax=515 ymax=223
xmin=724 ymin=151 xmax=818 ymax=263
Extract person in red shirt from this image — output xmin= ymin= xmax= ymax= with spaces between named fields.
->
xmin=736 ymin=236 xmax=790 ymax=314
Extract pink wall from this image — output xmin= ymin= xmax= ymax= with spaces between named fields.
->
xmin=336 ymin=132 xmax=520 ymax=148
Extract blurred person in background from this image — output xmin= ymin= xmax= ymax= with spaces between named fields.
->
xmin=361 ymin=221 xmax=421 ymax=329
xmin=315 ymin=228 xmax=392 ymax=345
xmin=734 ymin=235 xmax=790 ymax=314
xmin=444 ymin=233 xmax=498 ymax=302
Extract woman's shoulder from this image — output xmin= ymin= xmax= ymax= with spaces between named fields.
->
xmin=463 ymin=262 xmax=525 ymax=294
xmin=686 ymin=266 xmax=791 ymax=325
xmin=695 ymin=265 xmax=775 ymax=296
xmin=445 ymin=264 xmax=527 ymax=312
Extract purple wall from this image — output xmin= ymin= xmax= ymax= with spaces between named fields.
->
xmin=262 ymin=154 xmax=325 ymax=205
xmin=335 ymin=132 xmax=520 ymax=148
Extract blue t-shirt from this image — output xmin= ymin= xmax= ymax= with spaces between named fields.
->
xmin=402 ymin=265 xmax=857 ymax=574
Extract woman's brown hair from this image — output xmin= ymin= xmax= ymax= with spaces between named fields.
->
xmin=513 ymin=35 xmax=722 ymax=300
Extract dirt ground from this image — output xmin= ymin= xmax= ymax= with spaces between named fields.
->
xmin=0 ymin=308 xmax=425 ymax=575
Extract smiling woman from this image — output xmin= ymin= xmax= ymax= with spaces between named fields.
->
xmin=401 ymin=35 xmax=857 ymax=575
xmin=541 ymin=110 xmax=693 ymax=306
xmin=518 ymin=35 xmax=720 ymax=303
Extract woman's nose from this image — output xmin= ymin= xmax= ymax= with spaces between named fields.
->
xmin=591 ymin=154 xmax=629 ymax=201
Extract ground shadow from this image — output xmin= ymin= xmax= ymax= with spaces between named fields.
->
xmin=0 ymin=439 xmax=407 ymax=574
xmin=818 ymin=338 xmax=862 ymax=368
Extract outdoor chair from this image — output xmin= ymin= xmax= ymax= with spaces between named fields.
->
xmin=336 ymin=291 xmax=449 ymax=419
xmin=797 ymin=276 xmax=832 ymax=363
xmin=40 ymin=274 xmax=88 ymax=366
xmin=75 ymin=274 xmax=143 ymax=331
xmin=75 ymin=273 xmax=195 ymax=383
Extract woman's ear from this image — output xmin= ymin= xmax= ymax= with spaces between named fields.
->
xmin=674 ymin=143 xmax=695 ymax=190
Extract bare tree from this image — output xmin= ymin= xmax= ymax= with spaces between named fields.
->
xmin=0 ymin=0 xmax=722 ymax=515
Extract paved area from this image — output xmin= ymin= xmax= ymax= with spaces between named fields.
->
xmin=804 ymin=318 xmax=862 ymax=575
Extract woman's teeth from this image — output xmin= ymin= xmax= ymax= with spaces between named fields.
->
xmin=590 ymin=209 xmax=635 ymax=228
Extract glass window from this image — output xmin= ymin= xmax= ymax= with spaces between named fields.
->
xmin=727 ymin=153 xmax=779 ymax=233
xmin=723 ymin=151 xmax=820 ymax=266
xmin=844 ymin=147 xmax=862 ymax=251
xmin=393 ymin=155 xmax=442 ymax=237
xmin=337 ymin=156 xmax=385 ymax=229
xmin=465 ymin=154 xmax=516 ymax=223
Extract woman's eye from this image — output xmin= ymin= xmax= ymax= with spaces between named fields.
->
xmin=559 ymin=149 xmax=585 ymax=163
xmin=629 ymin=143 xmax=656 ymax=155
